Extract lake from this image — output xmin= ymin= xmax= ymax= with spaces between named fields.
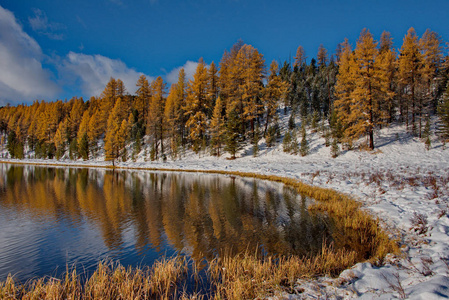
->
xmin=0 ymin=164 xmax=337 ymax=283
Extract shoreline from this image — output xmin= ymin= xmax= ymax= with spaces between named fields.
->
xmin=0 ymin=134 xmax=449 ymax=299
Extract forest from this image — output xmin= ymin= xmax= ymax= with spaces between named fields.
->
xmin=1 ymin=27 xmax=449 ymax=162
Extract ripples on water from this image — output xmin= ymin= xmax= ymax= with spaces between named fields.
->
xmin=0 ymin=164 xmax=334 ymax=282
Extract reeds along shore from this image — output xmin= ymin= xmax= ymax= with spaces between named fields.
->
xmin=0 ymin=170 xmax=399 ymax=299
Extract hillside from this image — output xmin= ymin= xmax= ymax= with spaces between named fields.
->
xmin=1 ymin=115 xmax=449 ymax=299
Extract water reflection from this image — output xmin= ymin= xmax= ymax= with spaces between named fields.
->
xmin=0 ymin=164 xmax=333 ymax=282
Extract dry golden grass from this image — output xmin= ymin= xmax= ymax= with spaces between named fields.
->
xmin=0 ymin=161 xmax=399 ymax=299
xmin=0 ymin=258 xmax=191 ymax=300
xmin=209 ymin=243 xmax=358 ymax=299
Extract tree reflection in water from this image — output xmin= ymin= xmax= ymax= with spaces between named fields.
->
xmin=0 ymin=164 xmax=347 ymax=282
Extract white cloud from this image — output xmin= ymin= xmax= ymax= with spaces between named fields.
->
xmin=0 ymin=6 xmax=59 ymax=105
xmin=28 ymin=8 xmax=65 ymax=40
xmin=60 ymin=52 xmax=153 ymax=97
xmin=166 ymin=61 xmax=200 ymax=85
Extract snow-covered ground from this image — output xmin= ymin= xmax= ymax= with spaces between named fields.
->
xmin=1 ymin=121 xmax=449 ymax=299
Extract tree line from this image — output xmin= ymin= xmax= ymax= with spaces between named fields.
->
xmin=1 ymin=27 xmax=449 ymax=161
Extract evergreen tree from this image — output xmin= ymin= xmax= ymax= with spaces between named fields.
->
xmin=331 ymin=137 xmax=339 ymax=158
xmin=207 ymin=61 xmax=219 ymax=114
xmin=264 ymin=60 xmax=285 ymax=135
xmin=299 ymin=125 xmax=309 ymax=156
xmin=210 ymin=97 xmax=226 ymax=156
xmin=420 ymin=29 xmax=443 ymax=115
xmin=252 ymin=126 xmax=260 ymax=157
xmin=291 ymin=129 xmax=299 ymax=155
xmin=424 ymin=117 xmax=431 ymax=150
xmin=7 ymin=130 xmax=24 ymax=159
xmin=148 ymin=76 xmax=166 ymax=159
xmin=78 ymin=133 xmax=89 ymax=160
xmin=224 ymin=108 xmax=242 ymax=159
xmin=282 ymin=130 xmax=292 ymax=153
xmin=437 ymin=82 xmax=449 ymax=141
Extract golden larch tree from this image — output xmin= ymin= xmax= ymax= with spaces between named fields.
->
xmin=185 ymin=59 xmax=210 ymax=153
xmin=398 ymin=27 xmax=423 ymax=135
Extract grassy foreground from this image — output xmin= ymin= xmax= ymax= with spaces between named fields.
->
xmin=0 ymin=165 xmax=399 ymax=299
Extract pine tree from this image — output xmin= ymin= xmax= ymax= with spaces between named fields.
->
xmin=78 ymin=132 xmax=89 ymax=160
xmin=207 ymin=61 xmax=219 ymax=115
xmin=437 ymin=82 xmax=449 ymax=141
xmin=264 ymin=60 xmax=285 ymax=135
xmin=291 ymin=129 xmax=299 ymax=155
xmin=148 ymin=76 xmax=166 ymax=159
xmin=252 ymin=126 xmax=260 ymax=157
xmin=420 ymin=29 xmax=443 ymax=115
xmin=331 ymin=137 xmax=339 ymax=158
xmin=210 ymin=96 xmax=226 ymax=156
xmin=299 ymin=125 xmax=309 ymax=156
xmin=282 ymin=130 xmax=292 ymax=153
xmin=7 ymin=129 xmax=24 ymax=159
xmin=424 ymin=117 xmax=431 ymax=150
xmin=224 ymin=108 xmax=242 ymax=159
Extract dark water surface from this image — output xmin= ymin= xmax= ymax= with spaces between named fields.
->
xmin=0 ymin=164 xmax=336 ymax=282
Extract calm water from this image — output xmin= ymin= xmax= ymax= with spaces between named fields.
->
xmin=0 ymin=164 xmax=336 ymax=282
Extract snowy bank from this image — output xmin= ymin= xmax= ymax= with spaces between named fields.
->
xmin=1 ymin=122 xmax=449 ymax=299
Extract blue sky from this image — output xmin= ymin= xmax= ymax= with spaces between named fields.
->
xmin=0 ymin=0 xmax=448 ymax=105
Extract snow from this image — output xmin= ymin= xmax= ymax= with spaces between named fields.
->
xmin=1 ymin=120 xmax=449 ymax=299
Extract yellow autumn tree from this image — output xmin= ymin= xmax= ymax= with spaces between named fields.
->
xmin=378 ymin=31 xmax=397 ymax=123
xmin=335 ymin=29 xmax=392 ymax=149
xmin=135 ymin=74 xmax=152 ymax=123
xmin=104 ymin=97 xmax=129 ymax=162
xmin=54 ymin=119 xmax=67 ymax=159
xmin=185 ymin=59 xmax=210 ymax=153
xmin=294 ymin=45 xmax=306 ymax=68
xmin=237 ymin=44 xmax=265 ymax=138
xmin=398 ymin=27 xmax=423 ymax=135
xmin=317 ymin=44 xmax=328 ymax=67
